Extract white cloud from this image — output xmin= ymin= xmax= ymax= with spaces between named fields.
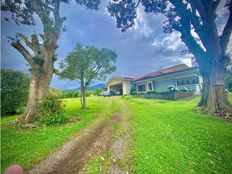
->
xmin=133 ymin=7 xmax=153 ymax=37
xmin=152 ymin=32 xmax=184 ymax=51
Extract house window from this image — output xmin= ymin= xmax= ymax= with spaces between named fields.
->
xmin=148 ymin=83 xmax=152 ymax=91
xmin=177 ymin=76 xmax=199 ymax=86
xmin=137 ymin=84 xmax=146 ymax=92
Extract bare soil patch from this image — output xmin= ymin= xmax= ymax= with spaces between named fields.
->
xmin=28 ymin=112 xmax=121 ymax=174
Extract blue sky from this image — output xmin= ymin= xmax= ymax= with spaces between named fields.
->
xmin=1 ymin=0 xmax=231 ymax=90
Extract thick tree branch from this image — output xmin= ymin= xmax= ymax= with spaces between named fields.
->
xmin=17 ymin=33 xmax=40 ymax=53
xmin=170 ymin=0 xmax=208 ymax=48
xmin=17 ymin=33 xmax=34 ymax=51
xmin=11 ymin=41 xmax=34 ymax=66
xmin=220 ymin=1 xmax=232 ymax=52
xmin=186 ymin=0 xmax=206 ymax=20
xmin=173 ymin=22 xmax=207 ymax=66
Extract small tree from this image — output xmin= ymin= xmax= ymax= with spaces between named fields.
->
xmin=58 ymin=44 xmax=117 ymax=109
xmin=130 ymin=86 xmax=137 ymax=95
xmin=1 ymin=69 xmax=29 ymax=115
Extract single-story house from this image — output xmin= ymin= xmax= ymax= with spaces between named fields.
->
xmin=106 ymin=64 xmax=203 ymax=95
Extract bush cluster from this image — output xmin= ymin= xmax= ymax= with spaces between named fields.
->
xmin=130 ymin=86 xmax=137 ymax=95
xmin=1 ymin=70 xmax=29 ymax=116
xmin=38 ymin=94 xmax=67 ymax=126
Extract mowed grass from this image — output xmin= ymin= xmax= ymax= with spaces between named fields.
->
xmin=1 ymin=97 xmax=119 ymax=173
xmin=124 ymin=94 xmax=232 ymax=174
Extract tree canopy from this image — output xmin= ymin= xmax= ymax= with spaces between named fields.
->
xmin=58 ymin=43 xmax=117 ymax=108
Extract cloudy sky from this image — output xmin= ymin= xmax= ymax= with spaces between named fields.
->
xmin=1 ymin=0 xmax=231 ymax=90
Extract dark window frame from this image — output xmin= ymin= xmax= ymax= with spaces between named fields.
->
xmin=177 ymin=76 xmax=199 ymax=86
xmin=137 ymin=84 xmax=146 ymax=92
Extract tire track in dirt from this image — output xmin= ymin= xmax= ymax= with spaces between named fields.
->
xmin=28 ymin=99 xmax=122 ymax=174
xmin=107 ymin=98 xmax=134 ymax=174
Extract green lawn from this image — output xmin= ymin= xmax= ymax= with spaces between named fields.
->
xmin=1 ymin=95 xmax=232 ymax=174
xmin=124 ymin=95 xmax=232 ymax=173
xmin=1 ymin=97 xmax=119 ymax=173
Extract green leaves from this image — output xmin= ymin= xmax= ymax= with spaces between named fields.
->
xmin=1 ymin=69 xmax=29 ymax=116
xmin=58 ymin=43 xmax=117 ymax=87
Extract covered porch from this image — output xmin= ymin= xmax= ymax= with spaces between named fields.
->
xmin=106 ymin=76 xmax=133 ymax=95
xmin=108 ymin=83 xmax=123 ymax=95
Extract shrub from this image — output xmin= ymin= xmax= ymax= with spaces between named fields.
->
xmin=85 ymin=91 xmax=93 ymax=97
xmin=50 ymin=88 xmax=63 ymax=98
xmin=43 ymin=114 xmax=68 ymax=126
xmin=61 ymin=91 xmax=79 ymax=98
xmin=168 ymin=85 xmax=179 ymax=92
xmin=130 ymin=86 xmax=137 ymax=95
xmin=93 ymin=89 xmax=103 ymax=96
xmin=1 ymin=69 xmax=29 ymax=116
xmin=179 ymin=87 xmax=189 ymax=92
xmin=38 ymin=94 xmax=67 ymax=126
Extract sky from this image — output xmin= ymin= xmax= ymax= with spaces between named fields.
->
xmin=1 ymin=0 xmax=231 ymax=90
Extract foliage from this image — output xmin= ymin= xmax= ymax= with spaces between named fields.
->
xmin=42 ymin=114 xmax=68 ymax=126
xmin=49 ymin=88 xmax=63 ymax=98
xmin=58 ymin=43 xmax=117 ymax=108
xmin=93 ymin=89 xmax=103 ymax=96
xmin=1 ymin=69 xmax=29 ymax=116
xmin=1 ymin=0 xmax=100 ymax=26
xmin=168 ymin=85 xmax=178 ymax=92
xmin=62 ymin=91 xmax=79 ymax=98
xmin=37 ymin=94 xmax=67 ymax=126
xmin=85 ymin=91 xmax=93 ymax=97
xmin=178 ymin=87 xmax=189 ymax=92
xmin=130 ymin=86 xmax=137 ymax=95
xmin=38 ymin=94 xmax=65 ymax=117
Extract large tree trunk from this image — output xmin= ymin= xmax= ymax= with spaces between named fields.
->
xmin=198 ymin=66 xmax=232 ymax=115
xmin=14 ymin=46 xmax=54 ymax=125
xmin=14 ymin=70 xmax=53 ymax=124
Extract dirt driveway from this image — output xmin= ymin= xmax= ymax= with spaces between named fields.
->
xmin=28 ymin=98 xmax=133 ymax=174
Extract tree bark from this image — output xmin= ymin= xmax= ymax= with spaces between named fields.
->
xmin=14 ymin=46 xmax=54 ymax=125
xmin=81 ymin=87 xmax=86 ymax=109
xmin=14 ymin=70 xmax=53 ymax=124
xmin=198 ymin=66 xmax=232 ymax=114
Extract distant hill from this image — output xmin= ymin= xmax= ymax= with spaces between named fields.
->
xmin=64 ymin=83 xmax=106 ymax=91
xmin=88 ymin=83 xmax=106 ymax=90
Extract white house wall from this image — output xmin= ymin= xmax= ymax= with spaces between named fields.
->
xmin=107 ymin=79 xmax=132 ymax=95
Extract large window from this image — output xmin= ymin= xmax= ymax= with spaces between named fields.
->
xmin=177 ymin=76 xmax=199 ymax=86
xmin=137 ymin=84 xmax=146 ymax=92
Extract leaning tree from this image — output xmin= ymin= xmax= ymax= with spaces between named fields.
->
xmin=108 ymin=0 xmax=232 ymax=115
xmin=1 ymin=0 xmax=100 ymax=124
